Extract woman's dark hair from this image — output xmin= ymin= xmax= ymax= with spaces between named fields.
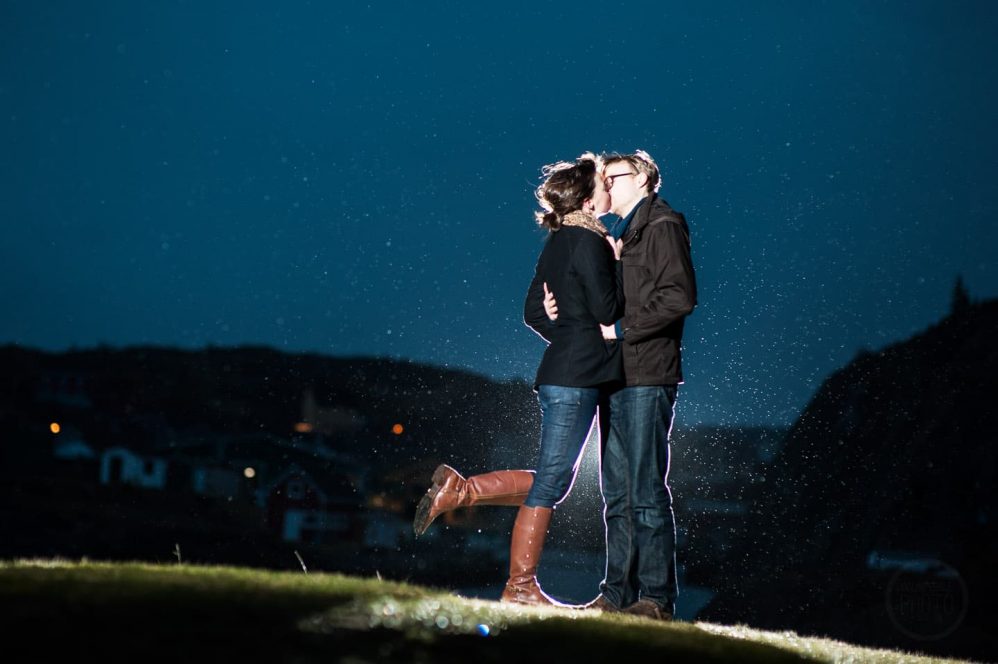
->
xmin=535 ymin=153 xmax=601 ymax=230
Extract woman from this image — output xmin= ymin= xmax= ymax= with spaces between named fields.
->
xmin=413 ymin=153 xmax=623 ymax=606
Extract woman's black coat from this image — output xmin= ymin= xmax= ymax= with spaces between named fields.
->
xmin=523 ymin=225 xmax=624 ymax=389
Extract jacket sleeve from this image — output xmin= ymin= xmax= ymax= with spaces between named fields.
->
xmin=575 ymin=233 xmax=624 ymax=325
xmin=523 ymin=253 xmax=555 ymax=343
xmin=623 ymin=220 xmax=696 ymax=344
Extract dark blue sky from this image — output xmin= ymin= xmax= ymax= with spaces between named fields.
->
xmin=3 ymin=1 xmax=996 ymax=425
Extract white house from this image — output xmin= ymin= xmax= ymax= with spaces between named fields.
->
xmin=99 ymin=447 xmax=168 ymax=490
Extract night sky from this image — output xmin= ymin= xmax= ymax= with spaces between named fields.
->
xmin=3 ymin=1 xmax=996 ymax=426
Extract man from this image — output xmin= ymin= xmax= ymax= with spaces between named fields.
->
xmin=546 ymin=150 xmax=696 ymax=620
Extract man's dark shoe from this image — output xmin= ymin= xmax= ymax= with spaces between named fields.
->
xmin=623 ymin=598 xmax=673 ymax=622
xmin=582 ymin=594 xmax=622 ymax=613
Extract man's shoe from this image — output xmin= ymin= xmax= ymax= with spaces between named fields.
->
xmin=623 ymin=598 xmax=673 ymax=622
xmin=582 ymin=594 xmax=622 ymax=613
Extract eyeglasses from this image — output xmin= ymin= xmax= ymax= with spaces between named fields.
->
xmin=604 ymin=172 xmax=637 ymax=189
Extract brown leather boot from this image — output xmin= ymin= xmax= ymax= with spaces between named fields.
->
xmin=500 ymin=505 xmax=563 ymax=606
xmin=413 ymin=464 xmax=533 ymax=536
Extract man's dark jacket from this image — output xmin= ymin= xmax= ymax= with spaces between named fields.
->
xmin=524 ymin=225 xmax=624 ymax=389
xmin=618 ymin=194 xmax=697 ymax=386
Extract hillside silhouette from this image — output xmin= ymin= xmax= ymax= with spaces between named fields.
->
xmin=701 ymin=299 xmax=998 ymax=660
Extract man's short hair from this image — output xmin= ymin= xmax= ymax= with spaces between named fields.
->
xmin=603 ymin=150 xmax=660 ymax=194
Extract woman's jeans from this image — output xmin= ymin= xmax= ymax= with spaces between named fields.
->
xmin=598 ymin=385 xmax=678 ymax=614
xmin=524 ymin=385 xmax=602 ymax=509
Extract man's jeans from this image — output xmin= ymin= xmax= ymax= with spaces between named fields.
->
xmin=524 ymin=385 xmax=601 ymax=508
xmin=598 ymin=385 xmax=678 ymax=613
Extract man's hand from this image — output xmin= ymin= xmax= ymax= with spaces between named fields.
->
xmin=543 ymin=282 xmax=558 ymax=321
xmin=600 ymin=323 xmax=618 ymax=340
xmin=607 ymin=235 xmax=622 ymax=260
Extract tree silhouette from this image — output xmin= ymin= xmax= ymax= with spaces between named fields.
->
xmin=950 ymin=275 xmax=971 ymax=317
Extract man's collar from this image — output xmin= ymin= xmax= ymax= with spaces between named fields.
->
xmin=606 ymin=196 xmax=649 ymax=240
xmin=621 ymin=196 xmax=647 ymax=225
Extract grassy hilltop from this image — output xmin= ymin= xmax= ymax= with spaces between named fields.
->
xmin=0 ymin=560 xmax=974 ymax=664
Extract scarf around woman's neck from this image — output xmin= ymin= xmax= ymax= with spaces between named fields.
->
xmin=559 ymin=210 xmax=607 ymax=236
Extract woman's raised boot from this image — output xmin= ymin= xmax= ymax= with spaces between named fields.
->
xmin=413 ymin=464 xmax=534 ymax=536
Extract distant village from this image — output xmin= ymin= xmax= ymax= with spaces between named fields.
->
xmin=40 ymin=370 xmax=486 ymax=551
